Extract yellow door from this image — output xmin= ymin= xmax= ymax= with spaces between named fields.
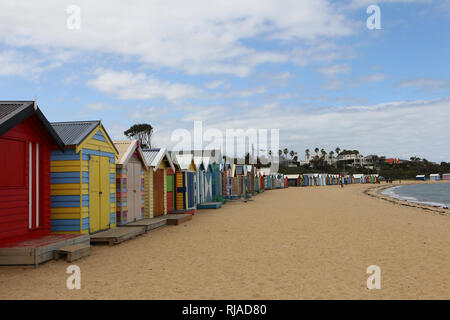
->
xmin=89 ymin=156 xmax=100 ymax=233
xmin=99 ymin=156 xmax=110 ymax=230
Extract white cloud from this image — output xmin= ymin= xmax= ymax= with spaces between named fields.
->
xmin=0 ymin=50 xmax=61 ymax=77
xmin=85 ymin=102 xmax=115 ymax=111
xmin=87 ymin=69 xmax=201 ymax=101
xmin=204 ymin=80 xmax=226 ymax=89
xmin=145 ymin=98 xmax=450 ymax=162
xmin=0 ymin=1 xmax=356 ymax=76
xmin=399 ymin=78 xmax=450 ymax=92
xmin=318 ymin=64 xmax=351 ymax=77
xmin=357 ymin=73 xmax=386 ymax=82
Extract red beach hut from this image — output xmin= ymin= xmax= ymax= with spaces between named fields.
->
xmin=0 ymin=101 xmax=64 ymax=245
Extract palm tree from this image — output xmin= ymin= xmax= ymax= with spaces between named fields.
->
xmin=314 ymin=147 xmax=319 ymax=156
xmin=320 ymin=149 xmax=327 ymax=158
xmin=289 ymin=150 xmax=295 ymax=159
xmin=329 ymin=151 xmax=334 ymax=157
xmin=335 ymin=147 xmax=341 ymax=155
xmin=283 ymin=148 xmax=289 ymax=159
xmin=305 ymin=149 xmax=310 ymax=159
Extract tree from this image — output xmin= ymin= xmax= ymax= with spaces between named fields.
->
xmin=124 ymin=123 xmax=154 ymax=148
xmin=289 ymin=150 xmax=295 ymax=159
xmin=314 ymin=147 xmax=319 ymax=155
xmin=283 ymin=148 xmax=289 ymax=159
xmin=321 ymin=149 xmax=326 ymax=158
xmin=335 ymin=147 xmax=341 ymax=155
xmin=305 ymin=149 xmax=310 ymax=159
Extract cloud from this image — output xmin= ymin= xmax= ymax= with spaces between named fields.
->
xmin=146 ymin=98 xmax=450 ymax=162
xmin=87 ymin=69 xmax=201 ymax=101
xmin=204 ymin=80 xmax=226 ymax=89
xmin=0 ymin=1 xmax=356 ymax=76
xmin=85 ymin=102 xmax=116 ymax=111
xmin=357 ymin=73 xmax=386 ymax=82
xmin=318 ymin=64 xmax=351 ymax=77
xmin=399 ymin=78 xmax=450 ymax=92
xmin=0 ymin=50 xmax=61 ymax=77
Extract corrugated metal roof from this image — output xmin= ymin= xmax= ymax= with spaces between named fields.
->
xmin=0 ymin=102 xmax=29 ymax=122
xmin=0 ymin=101 xmax=64 ymax=148
xmin=142 ymin=148 xmax=160 ymax=167
xmin=51 ymin=121 xmax=100 ymax=146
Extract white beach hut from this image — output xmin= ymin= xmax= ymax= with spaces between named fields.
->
xmin=429 ymin=174 xmax=441 ymax=181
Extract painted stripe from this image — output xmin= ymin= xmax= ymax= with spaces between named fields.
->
xmin=51 ymin=172 xmax=89 ymax=178
xmin=36 ymin=143 xmax=39 ymax=228
xmin=82 ymin=148 xmax=115 ymax=162
xmin=110 ymin=213 xmax=116 ymax=223
xmin=81 ymin=217 xmax=89 ymax=230
xmin=28 ymin=142 xmax=32 ymax=229
xmin=93 ymin=130 xmax=107 ymax=142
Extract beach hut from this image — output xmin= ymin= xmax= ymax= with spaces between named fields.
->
xmin=211 ymin=161 xmax=223 ymax=200
xmin=415 ymin=175 xmax=426 ymax=181
xmin=443 ymin=174 xmax=450 ymax=181
xmin=170 ymin=152 xmax=197 ymax=213
xmin=193 ymin=156 xmax=205 ymax=205
xmin=142 ymin=148 xmax=175 ymax=217
xmin=113 ymin=140 xmax=146 ymax=225
xmin=50 ymin=120 xmax=118 ymax=234
xmin=0 ymin=101 xmax=64 ymax=244
xmin=286 ymin=174 xmax=300 ymax=187
xmin=353 ymin=174 xmax=364 ymax=184
xmin=429 ymin=174 xmax=441 ymax=181
xmin=166 ymin=167 xmax=175 ymax=212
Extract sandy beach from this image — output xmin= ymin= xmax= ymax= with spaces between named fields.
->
xmin=0 ymin=183 xmax=449 ymax=300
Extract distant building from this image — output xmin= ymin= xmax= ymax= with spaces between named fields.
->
xmin=385 ymin=158 xmax=402 ymax=165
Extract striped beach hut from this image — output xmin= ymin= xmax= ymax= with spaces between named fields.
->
xmin=50 ymin=121 xmax=118 ymax=234
xmin=113 ymin=140 xmax=146 ymax=225
xmin=443 ymin=174 xmax=450 ymax=181
xmin=209 ymin=151 xmax=223 ymax=200
xmin=193 ymin=155 xmax=205 ymax=205
xmin=142 ymin=148 xmax=175 ymax=218
xmin=170 ymin=152 xmax=197 ymax=213
xmin=429 ymin=174 xmax=441 ymax=181
xmin=203 ymin=157 xmax=213 ymax=203
xmin=0 ymin=101 xmax=64 ymax=244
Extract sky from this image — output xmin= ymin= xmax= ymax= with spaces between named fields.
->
xmin=0 ymin=0 xmax=449 ymax=162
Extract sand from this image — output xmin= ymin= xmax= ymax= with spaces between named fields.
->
xmin=0 ymin=183 xmax=449 ymax=300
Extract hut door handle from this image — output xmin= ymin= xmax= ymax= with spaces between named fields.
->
xmin=99 ymin=191 xmax=103 ymax=195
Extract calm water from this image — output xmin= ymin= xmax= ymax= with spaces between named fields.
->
xmin=382 ymin=183 xmax=450 ymax=209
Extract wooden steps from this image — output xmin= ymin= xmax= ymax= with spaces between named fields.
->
xmin=90 ymin=227 xmax=145 ymax=246
xmin=53 ymin=243 xmax=91 ymax=262
xmin=0 ymin=234 xmax=90 ymax=266
xmin=166 ymin=214 xmax=192 ymax=225
xmin=119 ymin=218 xmax=167 ymax=232
xmin=197 ymin=202 xmax=222 ymax=209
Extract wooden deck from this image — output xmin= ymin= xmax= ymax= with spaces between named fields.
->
xmin=166 ymin=214 xmax=193 ymax=225
xmin=119 ymin=217 xmax=167 ymax=232
xmin=197 ymin=202 xmax=222 ymax=209
xmin=0 ymin=234 xmax=90 ymax=267
xmin=168 ymin=209 xmax=196 ymax=215
xmin=90 ymin=227 xmax=145 ymax=246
